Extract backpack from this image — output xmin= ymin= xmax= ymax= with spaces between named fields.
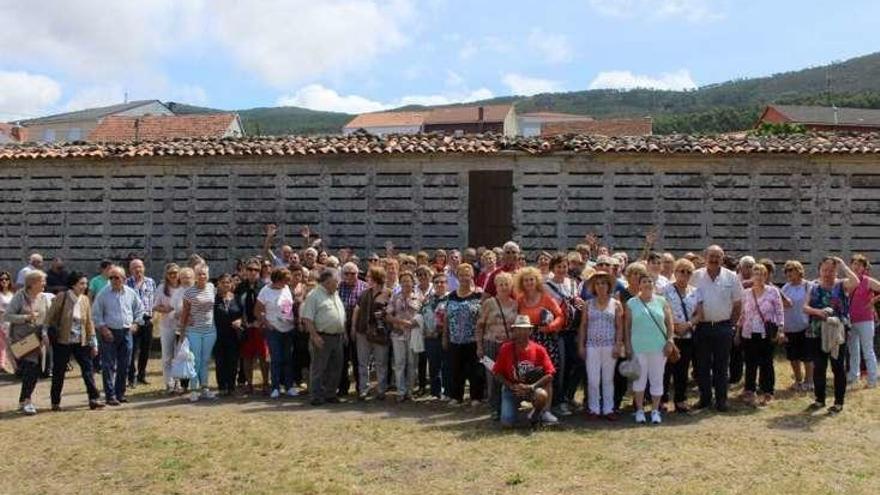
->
xmin=546 ymin=279 xmax=580 ymax=332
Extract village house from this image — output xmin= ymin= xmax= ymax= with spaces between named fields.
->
xmin=18 ymin=100 xmax=175 ymax=143
xmin=89 ymin=113 xmax=244 ymax=142
xmin=517 ymin=111 xmax=595 ymax=137
xmin=344 ymin=104 xmax=518 ymax=137
xmin=756 ymin=104 xmax=880 ymax=132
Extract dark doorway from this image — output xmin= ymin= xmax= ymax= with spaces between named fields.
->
xmin=468 ymin=170 xmax=514 ymax=248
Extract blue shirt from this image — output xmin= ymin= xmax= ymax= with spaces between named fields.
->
xmin=92 ymin=285 xmax=145 ymax=329
xmin=126 ymin=276 xmax=156 ymax=314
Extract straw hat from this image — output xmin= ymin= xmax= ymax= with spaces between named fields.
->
xmin=511 ymin=315 xmax=534 ymax=329
xmin=585 ymin=271 xmax=616 ymax=293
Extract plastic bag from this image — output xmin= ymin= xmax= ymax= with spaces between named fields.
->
xmin=171 ymin=338 xmax=196 ymax=380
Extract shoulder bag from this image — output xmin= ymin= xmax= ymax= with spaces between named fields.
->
xmin=751 ymin=288 xmax=779 ymax=340
xmin=638 ymin=298 xmax=680 ymax=363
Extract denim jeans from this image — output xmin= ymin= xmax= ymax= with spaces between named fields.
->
xmin=51 ymin=343 xmax=100 ymax=405
xmin=355 ymin=332 xmax=389 ymax=395
xmin=483 ymin=339 xmax=502 ymax=414
xmin=186 ymin=329 xmax=217 ymax=390
xmin=848 ymin=321 xmax=878 ymax=385
xmin=391 ymin=332 xmax=417 ymax=397
xmin=423 ymin=337 xmax=444 ymax=397
xmin=267 ymin=329 xmax=294 ymax=391
xmin=500 ymin=386 xmax=519 ymax=426
xmin=101 ymin=328 xmax=133 ymax=401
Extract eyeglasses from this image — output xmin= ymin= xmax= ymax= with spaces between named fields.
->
xmin=109 ymin=276 xmax=123 ymax=280
xmin=246 ymin=267 xmax=260 ymax=272
xmin=343 ymin=271 xmax=357 ymax=275
xmin=596 ymin=263 xmax=609 ymax=267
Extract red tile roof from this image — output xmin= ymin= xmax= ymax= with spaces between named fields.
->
xmin=542 ymin=117 xmax=653 ymax=137
xmin=519 ymin=111 xmax=594 ymax=121
xmin=89 ymin=113 xmax=241 ymax=142
xmin=344 ymin=111 xmax=424 ymax=129
xmin=0 ymin=123 xmax=26 ymax=143
xmin=1 ymin=131 xmax=879 ymax=161
xmin=422 ymin=104 xmax=512 ymax=124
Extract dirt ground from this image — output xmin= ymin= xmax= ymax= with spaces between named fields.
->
xmin=0 ymin=358 xmax=878 ymax=495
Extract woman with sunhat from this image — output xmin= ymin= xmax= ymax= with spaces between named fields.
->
xmin=577 ymin=271 xmax=624 ymax=420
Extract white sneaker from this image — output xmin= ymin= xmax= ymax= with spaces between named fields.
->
xmin=22 ymin=403 xmax=37 ymax=415
xmin=470 ymin=400 xmax=482 ymax=407
xmin=558 ymin=403 xmax=573 ymax=416
xmin=439 ymin=395 xmax=450 ymax=402
xmin=448 ymin=399 xmax=461 ymax=407
xmin=541 ymin=410 xmax=559 ymax=425
xmin=202 ymin=388 xmax=217 ymax=400
xmin=634 ymin=410 xmax=646 ymax=424
xmin=286 ymin=387 xmax=300 ymax=397
xmin=189 ymin=391 xmax=201 ymax=402
xmin=270 ymin=389 xmax=281 ymax=399
xmin=651 ymin=410 xmax=662 ymax=424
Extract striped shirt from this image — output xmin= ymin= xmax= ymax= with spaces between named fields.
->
xmin=184 ymin=283 xmax=216 ymax=331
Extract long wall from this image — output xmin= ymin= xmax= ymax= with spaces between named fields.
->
xmin=1 ymin=153 xmax=878 ymax=278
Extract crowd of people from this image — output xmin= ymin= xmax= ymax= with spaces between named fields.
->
xmin=1 ymin=225 xmax=878 ymax=428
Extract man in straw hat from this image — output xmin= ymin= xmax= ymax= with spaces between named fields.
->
xmin=491 ymin=314 xmax=557 ymax=427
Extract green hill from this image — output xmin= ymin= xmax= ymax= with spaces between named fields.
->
xmin=167 ymin=51 xmax=880 ymax=135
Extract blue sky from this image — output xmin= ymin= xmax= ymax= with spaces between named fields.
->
xmin=1 ymin=0 xmax=878 ymax=120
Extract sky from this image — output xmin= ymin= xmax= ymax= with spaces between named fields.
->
xmin=1 ymin=0 xmax=878 ymax=121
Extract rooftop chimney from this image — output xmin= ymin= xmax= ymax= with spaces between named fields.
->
xmin=478 ymin=106 xmax=485 ymax=132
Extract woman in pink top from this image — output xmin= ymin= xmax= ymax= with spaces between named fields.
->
xmin=848 ymin=255 xmax=880 ymax=387
xmin=736 ymin=263 xmax=784 ymax=406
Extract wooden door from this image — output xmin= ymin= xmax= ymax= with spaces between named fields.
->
xmin=468 ymin=170 xmax=513 ymax=248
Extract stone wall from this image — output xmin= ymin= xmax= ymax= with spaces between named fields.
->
xmin=1 ymin=153 xmax=878 ymax=278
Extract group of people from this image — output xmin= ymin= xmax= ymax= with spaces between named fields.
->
xmin=1 ymin=226 xmax=877 ymax=428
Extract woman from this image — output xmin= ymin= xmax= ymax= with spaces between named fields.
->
xmin=661 ymin=258 xmax=699 ymax=413
xmin=847 ymin=254 xmax=880 ymax=387
xmin=170 ymin=267 xmax=194 ymax=392
xmin=432 ymin=249 xmax=448 ymax=274
xmin=5 ymin=270 xmax=51 ymax=415
xmin=386 ymin=271 xmax=422 ymax=402
xmin=536 ymin=251 xmax=552 ymax=279
xmin=577 ymin=271 xmax=624 ymax=420
xmin=0 ymin=271 xmax=14 ymax=373
xmin=256 ymin=268 xmax=297 ymax=399
xmin=803 ymin=256 xmax=859 ymax=413
xmin=415 ymin=265 xmax=434 ymax=300
xmin=625 ymin=274 xmax=674 ymax=424
xmin=545 ymin=253 xmax=584 ymax=417
xmin=780 ymin=260 xmax=813 ymax=392
xmin=289 ymin=263 xmax=309 ymax=388
xmin=737 ymin=263 xmax=784 ymax=406
xmin=476 ymin=271 xmax=517 ymax=420
xmin=442 ymin=263 xmax=484 ymax=406
xmin=214 ymin=274 xmax=243 ymax=396
xmin=475 ymin=250 xmax=497 ymax=290
xmin=45 ymin=271 xmax=103 ymax=410
xmin=515 ymin=266 xmax=564 ymax=423
xmin=178 ymin=263 xmax=218 ymax=402
xmin=419 ymin=272 xmax=449 ymax=399
xmin=384 ymin=258 xmax=400 ymax=293
xmin=353 ymin=266 xmax=392 ymax=400
xmin=153 ymin=263 xmax=181 ymax=393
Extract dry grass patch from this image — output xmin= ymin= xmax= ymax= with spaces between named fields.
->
xmin=1 ymin=359 xmax=879 ymax=494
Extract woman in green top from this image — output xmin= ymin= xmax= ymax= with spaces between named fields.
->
xmin=625 ymin=274 xmax=675 ymax=425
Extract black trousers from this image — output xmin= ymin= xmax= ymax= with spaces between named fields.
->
xmin=292 ymin=330 xmax=311 ymax=385
xmin=694 ymin=321 xmax=733 ymax=407
xmin=337 ymin=334 xmax=359 ymax=396
xmin=729 ymin=338 xmax=744 ymax=384
xmin=743 ymin=335 xmax=775 ymax=395
xmin=448 ymin=342 xmax=485 ymax=402
xmin=812 ymin=338 xmax=847 ymax=406
xmin=560 ymin=330 xmax=585 ymax=404
xmin=417 ymin=351 xmax=428 ymax=391
xmin=128 ymin=317 xmax=153 ymax=383
xmin=215 ymin=327 xmax=240 ymax=393
xmin=613 ymin=358 xmax=627 ymax=411
xmin=19 ymin=360 xmax=40 ymax=403
xmin=662 ymin=337 xmax=694 ymax=404
xmin=51 ymin=343 xmax=100 ymax=405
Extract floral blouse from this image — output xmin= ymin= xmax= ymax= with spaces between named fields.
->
xmin=739 ymin=285 xmax=784 ymax=338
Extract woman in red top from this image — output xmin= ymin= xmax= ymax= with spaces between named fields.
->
xmin=515 ymin=266 xmax=564 ymax=421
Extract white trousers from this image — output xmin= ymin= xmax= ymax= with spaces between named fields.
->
xmin=586 ymin=345 xmax=617 ymax=415
xmin=633 ymin=351 xmax=666 ymax=397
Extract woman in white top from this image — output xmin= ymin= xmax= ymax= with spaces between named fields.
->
xmin=577 ymin=272 xmax=624 ymax=419
xmin=256 ymin=267 xmax=297 ymax=399
xmin=661 ymin=258 xmax=699 ymax=413
xmin=0 ymin=271 xmax=14 ymax=373
xmin=153 ymin=263 xmax=181 ymax=393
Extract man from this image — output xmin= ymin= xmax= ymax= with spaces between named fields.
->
xmin=492 ymin=315 xmax=557 ymax=427
xmin=445 ymin=250 xmax=462 ymax=291
xmin=236 ymin=257 xmax=269 ymax=392
xmin=462 ymin=247 xmax=479 ymax=273
xmin=483 ymin=241 xmax=520 ymax=299
xmin=91 ymin=266 xmax=145 ymax=406
xmin=89 ymin=259 xmax=114 ymax=301
xmin=337 ymin=262 xmax=367 ymax=397
xmin=126 ymin=258 xmax=156 ymax=387
xmin=263 ymin=223 xmax=299 ymax=268
xmin=45 ymin=257 xmax=69 ymax=295
xmin=691 ymin=245 xmax=743 ymax=412
xmin=301 ymin=268 xmax=347 ymax=406
xmin=15 ymin=252 xmax=43 ymax=289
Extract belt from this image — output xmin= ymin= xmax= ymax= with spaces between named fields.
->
xmin=698 ymin=319 xmax=731 ymax=328
xmin=317 ymin=332 xmax=343 ymax=337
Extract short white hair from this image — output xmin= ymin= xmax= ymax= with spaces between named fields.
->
xmin=502 ymin=241 xmax=520 ymax=253
xmin=29 ymin=253 xmax=43 ymax=264
xmin=24 ymin=269 xmax=46 ymax=288
xmin=738 ymin=256 xmax=756 ymax=269
xmin=304 ymin=247 xmax=318 ymax=257
xmin=342 ymin=261 xmax=359 ymax=273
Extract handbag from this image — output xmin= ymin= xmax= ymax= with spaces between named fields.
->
xmin=638 ymin=298 xmax=680 ymax=364
xmin=751 ymin=288 xmax=779 ymax=340
xmin=10 ymin=333 xmax=41 ymax=360
xmin=46 ymin=291 xmax=69 ymax=344
xmin=170 ymin=338 xmax=196 ymax=380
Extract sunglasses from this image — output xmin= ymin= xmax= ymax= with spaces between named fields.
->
xmin=676 ymin=269 xmax=693 ymax=274
xmin=246 ymin=267 xmax=260 ymax=272
xmin=109 ymin=276 xmax=123 ymax=280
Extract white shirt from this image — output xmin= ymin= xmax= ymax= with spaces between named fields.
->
xmin=257 ymin=285 xmax=295 ymax=332
xmin=692 ymin=266 xmax=743 ymax=322
xmin=654 ymin=274 xmax=671 ymax=294
xmin=15 ymin=265 xmax=36 ymax=287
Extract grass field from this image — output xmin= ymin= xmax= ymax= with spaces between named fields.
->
xmin=1 ymin=358 xmax=878 ymax=495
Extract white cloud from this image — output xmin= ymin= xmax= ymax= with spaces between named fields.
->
xmin=445 ymin=70 xmax=465 ymax=87
xmin=588 ymin=0 xmax=724 ymax=23
xmin=277 ymin=85 xmax=494 ymax=113
xmin=527 ymin=29 xmax=573 ymax=64
xmin=588 ymin=69 xmax=697 ymax=90
xmin=459 ymin=41 xmax=478 ymax=60
xmin=277 ymin=85 xmax=386 ymax=114
xmin=0 ymin=71 xmax=62 ymax=121
xmin=502 ymin=73 xmax=564 ymax=96
xmin=211 ymin=0 xmax=414 ymax=87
